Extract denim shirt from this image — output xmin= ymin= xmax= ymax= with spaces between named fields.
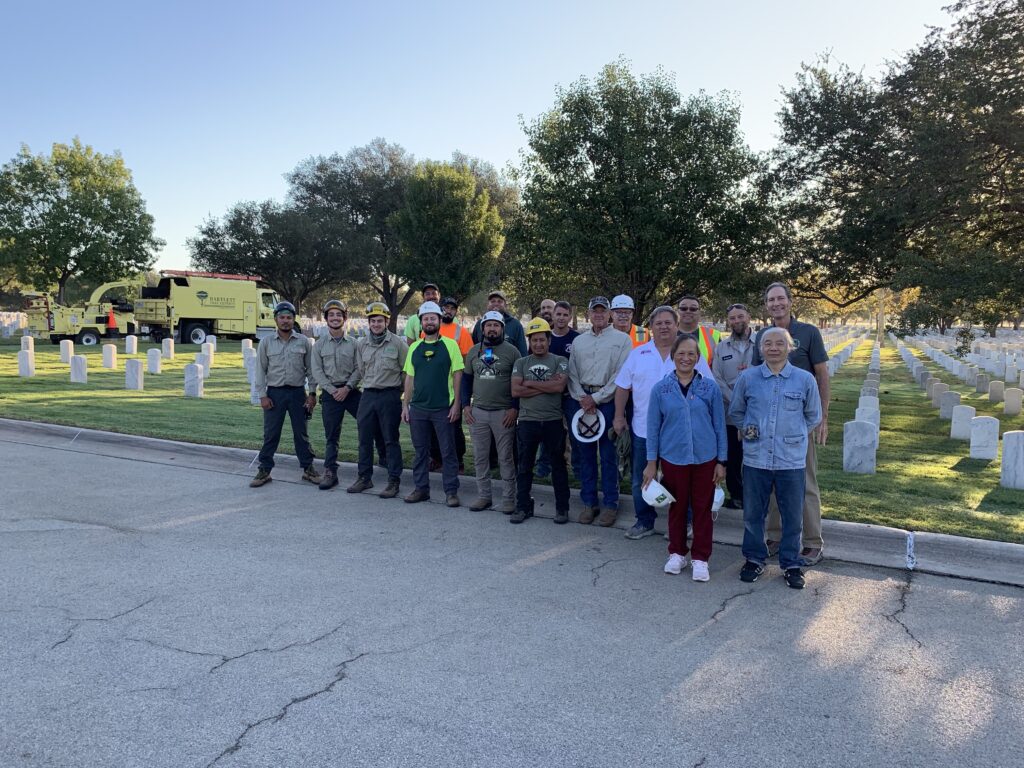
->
xmin=728 ymin=362 xmax=822 ymax=471
xmin=646 ymin=372 xmax=728 ymax=467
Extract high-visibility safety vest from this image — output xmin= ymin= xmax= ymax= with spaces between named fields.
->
xmin=424 ymin=322 xmax=473 ymax=356
xmin=697 ymin=325 xmax=719 ymax=360
xmin=630 ymin=324 xmax=649 ymax=348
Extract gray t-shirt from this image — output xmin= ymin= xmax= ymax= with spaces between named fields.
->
xmin=751 ymin=317 xmax=828 ymax=373
xmin=513 ymin=354 xmax=568 ymax=422
xmin=465 ymin=341 xmax=520 ymax=410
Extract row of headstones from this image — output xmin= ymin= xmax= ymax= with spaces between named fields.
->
xmin=824 ymin=332 xmax=869 ymax=377
xmin=1 ymin=312 xmax=27 ymax=337
xmin=893 ymin=336 xmax=1024 ymax=489
xmin=843 ymin=342 xmax=882 ymax=474
xmin=906 ymin=336 xmax=1023 ymax=416
xmin=914 ymin=332 xmax=1024 ymax=383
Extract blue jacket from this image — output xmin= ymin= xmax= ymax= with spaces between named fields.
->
xmin=728 ymin=362 xmax=822 ymax=471
xmin=646 ymin=372 xmax=727 ymax=466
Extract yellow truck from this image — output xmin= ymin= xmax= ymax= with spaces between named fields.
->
xmin=24 ymin=281 xmax=139 ymax=346
xmin=134 ymin=271 xmax=281 ymax=345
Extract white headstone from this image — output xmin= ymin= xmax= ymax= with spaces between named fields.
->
xmin=184 ymin=364 xmax=204 ymax=398
xmin=1001 ymin=431 xmax=1024 ymax=490
xmin=844 ymin=421 xmax=877 ymax=474
xmin=939 ymin=391 xmax=961 ymax=420
xmin=201 ymin=342 xmax=215 ymax=367
xmin=1005 ymin=364 xmax=1018 ymax=384
xmin=950 ymin=405 xmax=976 ymax=440
xmin=60 ymin=339 xmax=74 ymax=363
xmin=1004 ymin=388 xmax=1023 ymax=417
xmin=969 ymin=416 xmax=1000 ymax=460
xmin=70 ymin=355 xmax=88 ymax=383
xmin=195 ymin=352 xmax=211 ymax=379
xmin=102 ymin=344 xmax=117 ymax=369
xmin=249 ymin=381 xmax=261 ymax=405
xmin=125 ymin=359 xmax=144 ymax=390
xmin=926 ymin=379 xmax=941 ymax=398
xmin=930 ymin=383 xmax=949 ymax=408
xmin=125 ymin=335 xmax=138 ymax=354
xmin=17 ymin=349 xmax=35 ymax=377
xmin=975 ymin=373 xmax=990 ymax=394
xmin=20 ymin=336 xmax=34 ymax=352
xmin=241 ymin=338 xmax=254 ymax=353
xmin=147 ymin=348 xmax=162 ymax=374
xmin=161 ymin=338 xmax=175 ymax=359
xmin=989 ymin=380 xmax=1005 ymax=403
xmin=855 ymin=406 xmax=880 ymax=432
xmin=858 ymin=395 xmax=880 ymax=411
xmin=861 ymin=387 xmax=878 ymax=399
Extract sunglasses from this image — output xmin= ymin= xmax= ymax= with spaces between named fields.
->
xmin=677 ymin=306 xmax=699 ymax=312
xmin=726 ymin=304 xmax=749 ymax=313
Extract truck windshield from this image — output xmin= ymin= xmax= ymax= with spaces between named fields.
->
xmin=262 ymin=293 xmax=279 ymax=308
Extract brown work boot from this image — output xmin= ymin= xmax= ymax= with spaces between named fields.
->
xmin=379 ymin=479 xmax=400 ymax=499
xmin=347 ymin=477 xmax=373 ymax=493
xmin=469 ymin=497 xmax=492 ymax=512
xmin=318 ymin=469 xmax=338 ymax=490
xmin=578 ymin=505 xmax=599 ymax=525
xmin=597 ymin=507 xmax=618 ymax=527
xmin=301 ymin=466 xmax=322 ymax=485
xmin=404 ymin=488 xmax=430 ymax=504
xmin=249 ymin=468 xmax=272 ymax=487
xmin=446 ymin=494 xmax=461 ymax=508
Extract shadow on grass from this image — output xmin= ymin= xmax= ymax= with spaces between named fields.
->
xmin=951 ymin=457 xmax=994 ymax=475
xmin=977 ymin=486 xmax=1024 ymax=514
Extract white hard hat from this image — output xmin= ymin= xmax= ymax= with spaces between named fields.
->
xmin=482 ymin=310 xmax=505 ymax=325
xmin=570 ymin=408 xmax=605 ymax=444
xmin=418 ymin=301 xmax=442 ymax=318
xmin=642 ymin=478 xmax=675 ymax=508
xmin=610 ymin=294 xmax=635 ymax=310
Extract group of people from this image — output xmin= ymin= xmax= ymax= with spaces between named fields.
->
xmin=249 ymin=281 xmax=828 ymax=590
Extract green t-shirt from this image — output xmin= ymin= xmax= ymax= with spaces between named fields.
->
xmin=403 ymin=336 xmax=464 ymax=411
xmin=465 ymin=341 xmax=521 ymax=410
xmin=513 ymin=353 xmax=568 ymax=422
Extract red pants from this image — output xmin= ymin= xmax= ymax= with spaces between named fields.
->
xmin=661 ymin=458 xmax=716 ymax=562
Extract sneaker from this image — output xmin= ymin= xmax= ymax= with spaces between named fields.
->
xmin=624 ymin=524 xmax=655 ymax=540
xmin=346 ymin=477 xmax=373 ymax=493
xmin=301 ymin=466 xmax=322 ymax=485
xmin=578 ymin=505 xmax=598 ymax=525
xmin=510 ymin=508 xmax=533 ymax=524
xmin=740 ymin=561 xmax=764 ymax=583
xmin=379 ymin=479 xmax=400 ymax=499
xmin=785 ymin=567 xmax=806 ymax=589
xmin=800 ymin=548 xmax=824 ymax=567
xmin=766 ymin=539 xmax=780 ymax=558
xmin=597 ymin=508 xmax=618 ymax=527
xmin=446 ymin=494 xmax=460 ymax=508
xmin=664 ymin=553 xmax=689 ymax=575
xmin=249 ymin=469 xmax=272 ymax=487
xmin=318 ymin=469 xmax=338 ymax=490
xmin=469 ymin=497 xmax=492 ymax=512
xmin=404 ymin=489 xmax=430 ymax=504
xmin=553 ymin=509 xmax=569 ymax=525
xmin=691 ymin=560 xmax=710 ymax=582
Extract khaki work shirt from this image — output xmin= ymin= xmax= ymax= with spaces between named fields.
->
xmin=312 ymin=332 xmax=361 ymax=395
xmin=567 ymin=327 xmax=632 ymax=404
xmin=255 ymin=332 xmax=312 ymax=398
xmin=356 ymin=332 xmax=408 ymax=390
xmin=712 ymin=330 xmax=755 ymax=426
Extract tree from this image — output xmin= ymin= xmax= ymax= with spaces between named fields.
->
xmin=510 ymin=60 xmax=774 ymax=321
xmin=0 ymin=139 xmax=163 ymax=303
xmin=188 ymin=200 xmax=368 ymax=309
xmin=392 ymin=161 xmax=505 ymax=302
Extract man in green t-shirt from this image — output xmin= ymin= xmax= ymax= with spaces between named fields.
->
xmin=462 ymin=311 xmax=521 ymax=513
xmin=510 ymin=318 xmax=571 ymax=524
xmin=402 ymin=301 xmax=464 ymax=507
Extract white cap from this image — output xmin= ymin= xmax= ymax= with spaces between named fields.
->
xmin=418 ymin=301 xmax=442 ymax=318
xmin=610 ymin=294 xmax=635 ymax=310
xmin=642 ymin=478 xmax=676 ymax=508
xmin=481 ymin=310 xmax=505 ymax=325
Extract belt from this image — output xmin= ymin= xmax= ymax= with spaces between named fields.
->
xmin=581 ymin=385 xmax=603 ymax=394
xmin=364 ymin=386 xmax=400 ymax=392
xmin=268 ymin=384 xmax=305 ymax=390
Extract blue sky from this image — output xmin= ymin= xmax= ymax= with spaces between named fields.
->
xmin=3 ymin=0 xmax=952 ymax=271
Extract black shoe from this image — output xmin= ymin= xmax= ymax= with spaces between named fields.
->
xmin=785 ymin=568 xmax=805 ymax=590
xmin=553 ymin=509 xmax=569 ymax=525
xmin=740 ymin=561 xmax=764 ymax=583
xmin=318 ymin=469 xmax=338 ymax=490
xmin=510 ymin=508 xmax=533 ymax=524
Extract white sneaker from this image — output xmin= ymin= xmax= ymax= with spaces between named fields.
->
xmin=664 ymin=553 xmax=689 ymax=575
xmin=691 ymin=560 xmax=710 ymax=582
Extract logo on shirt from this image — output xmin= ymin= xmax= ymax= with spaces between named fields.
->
xmin=528 ymin=364 xmax=551 ymax=381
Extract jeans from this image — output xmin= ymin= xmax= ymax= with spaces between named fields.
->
xmin=742 ymin=465 xmax=805 ymax=570
xmin=766 ymin=438 xmax=822 ymax=549
xmin=516 ymin=419 xmax=570 ymax=514
xmin=357 ymin=388 xmax=403 ymax=481
xmin=469 ymin=406 xmax=516 ymax=510
xmin=725 ymin=425 xmax=744 ymax=502
xmin=258 ymin=386 xmax=314 ymax=471
xmin=661 ymin=459 xmax=716 ymax=561
xmin=410 ymin=406 xmax=459 ymax=496
xmin=631 ymin=432 xmax=656 ymax=528
xmin=571 ymin=399 xmax=619 ymax=509
xmin=320 ymin=389 xmax=361 ymax=471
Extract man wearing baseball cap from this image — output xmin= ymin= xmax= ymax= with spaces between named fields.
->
xmin=404 ymin=282 xmax=441 ymax=342
xmin=471 ymin=289 xmax=527 ymax=354
xmin=567 ymin=296 xmax=632 ymax=526
xmin=610 ymin=294 xmax=649 ymax=348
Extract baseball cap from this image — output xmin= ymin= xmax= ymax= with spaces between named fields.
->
xmin=610 ymin=294 xmax=635 ymax=310
xmin=421 ymin=282 xmax=440 ymax=293
xmin=488 ymin=290 xmax=507 ymax=301
xmin=588 ymin=296 xmax=610 ymax=310
xmin=440 ymin=296 xmax=459 ymax=308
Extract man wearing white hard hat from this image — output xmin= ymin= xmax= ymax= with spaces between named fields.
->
xmin=610 ymin=294 xmax=649 ymax=348
xmin=462 ymin=310 xmax=521 ymax=513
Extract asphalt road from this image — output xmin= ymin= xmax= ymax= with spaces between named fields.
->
xmin=1 ymin=439 xmax=1022 ymax=768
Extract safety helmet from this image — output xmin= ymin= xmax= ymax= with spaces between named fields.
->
xmin=418 ymin=301 xmax=443 ymax=318
xmin=524 ymin=317 xmax=552 ymax=336
xmin=610 ymin=294 xmax=635 ymax=310
xmin=273 ymin=301 xmax=297 ymax=317
xmin=481 ymin=310 xmax=505 ymax=326
xmin=323 ymin=299 xmax=347 ymax=316
xmin=365 ymin=301 xmax=391 ymax=319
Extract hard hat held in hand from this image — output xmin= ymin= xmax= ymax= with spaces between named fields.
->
xmin=642 ymin=478 xmax=675 ymax=508
xmin=571 ymin=408 xmax=605 ymax=444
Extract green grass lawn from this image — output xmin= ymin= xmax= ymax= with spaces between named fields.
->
xmin=2 ymin=336 xmax=1023 ymax=542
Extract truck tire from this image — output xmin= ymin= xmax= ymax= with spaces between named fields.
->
xmin=183 ymin=322 xmax=209 ymax=345
xmin=77 ymin=329 xmax=101 ymax=346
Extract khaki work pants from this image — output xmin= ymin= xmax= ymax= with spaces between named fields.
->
xmin=766 ymin=438 xmax=823 ymax=550
xmin=470 ymin=406 xmax=516 ymax=511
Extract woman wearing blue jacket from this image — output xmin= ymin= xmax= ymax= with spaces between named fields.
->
xmin=643 ymin=334 xmax=727 ymax=582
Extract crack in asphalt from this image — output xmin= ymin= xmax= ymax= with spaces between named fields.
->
xmin=50 ymin=597 xmax=157 ymax=650
xmin=692 ymin=757 xmax=708 ymax=768
xmin=710 ymin=589 xmax=755 ymax=622
xmin=590 ymin=558 xmax=629 ymax=587
xmin=884 ymin=571 xmax=922 ymax=649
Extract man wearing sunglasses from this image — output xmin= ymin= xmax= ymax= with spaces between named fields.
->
xmin=676 ymin=294 xmax=721 ymax=361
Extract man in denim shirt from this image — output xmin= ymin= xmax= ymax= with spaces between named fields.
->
xmin=730 ymin=327 xmax=821 ymax=589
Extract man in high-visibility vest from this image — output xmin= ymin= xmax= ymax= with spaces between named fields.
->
xmin=677 ymin=294 xmax=721 ymax=360
xmin=610 ymin=295 xmax=649 ymax=348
